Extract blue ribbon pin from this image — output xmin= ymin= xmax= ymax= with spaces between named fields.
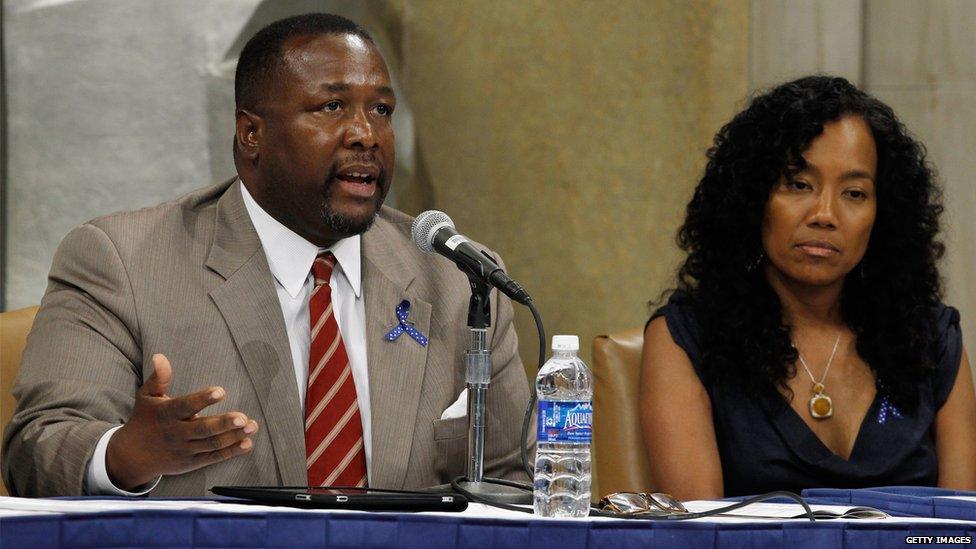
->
xmin=384 ymin=300 xmax=428 ymax=346
xmin=877 ymin=395 xmax=903 ymax=425
xmin=876 ymin=380 xmax=904 ymax=425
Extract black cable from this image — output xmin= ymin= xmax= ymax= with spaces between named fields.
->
xmin=587 ymin=491 xmax=816 ymax=522
xmin=519 ymin=299 xmax=545 ymax=480
xmin=477 ymin=476 xmax=532 ymax=491
xmin=450 ymin=476 xmax=533 ymax=514
xmin=450 ymin=483 xmax=814 ymax=522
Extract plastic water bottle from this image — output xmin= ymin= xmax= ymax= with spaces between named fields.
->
xmin=533 ymin=335 xmax=593 ymax=518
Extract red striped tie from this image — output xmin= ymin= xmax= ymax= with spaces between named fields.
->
xmin=305 ymin=252 xmax=368 ymax=488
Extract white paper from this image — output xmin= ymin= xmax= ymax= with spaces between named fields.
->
xmin=0 ymin=496 xmax=514 ymax=519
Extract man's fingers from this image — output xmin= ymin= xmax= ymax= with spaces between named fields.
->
xmin=191 ymin=437 xmax=254 ymax=469
xmin=141 ymin=354 xmax=173 ymax=397
xmin=163 ymin=386 xmax=225 ymax=420
xmin=184 ymin=414 xmax=254 ymax=440
xmin=186 ymin=421 xmax=258 ymax=453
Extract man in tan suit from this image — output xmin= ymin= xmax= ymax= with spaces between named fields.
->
xmin=2 ymin=14 xmax=531 ymax=497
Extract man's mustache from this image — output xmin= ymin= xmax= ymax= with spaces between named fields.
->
xmin=324 ymin=163 xmax=389 ymax=195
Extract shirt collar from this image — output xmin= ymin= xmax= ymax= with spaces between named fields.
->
xmin=239 ymin=180 xmax=362 ymax=299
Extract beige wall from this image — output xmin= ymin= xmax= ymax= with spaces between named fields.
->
xmin=399 ymin=0 xmax=751 ymax=368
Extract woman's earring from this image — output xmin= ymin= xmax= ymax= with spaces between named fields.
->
xmin=747 ymin=251 xmax=765 ymax=272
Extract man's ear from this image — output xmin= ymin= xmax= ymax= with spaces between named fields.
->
xmin=235 ymin=108 xmax=263 ymax=160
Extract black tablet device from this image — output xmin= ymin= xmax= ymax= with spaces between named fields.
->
xmin=210 ymin=486 xmax=469 ymax=512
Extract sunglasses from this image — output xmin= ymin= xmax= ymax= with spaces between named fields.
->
xmin=597 ymin=492 xmax=689 ymax=516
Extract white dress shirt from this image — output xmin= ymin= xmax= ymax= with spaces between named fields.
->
xmin=85 ymin=181 xmax=372 ymax=494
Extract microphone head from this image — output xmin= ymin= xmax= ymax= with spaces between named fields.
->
xmin=411 ymin=210 xmax=455 ymax=253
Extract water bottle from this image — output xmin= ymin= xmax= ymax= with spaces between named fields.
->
xmin=533 ymin=335 xmax=593 ymax=518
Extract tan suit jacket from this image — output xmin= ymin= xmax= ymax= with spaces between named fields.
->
xmin=2 ymin=179 xmax=532 ymax=496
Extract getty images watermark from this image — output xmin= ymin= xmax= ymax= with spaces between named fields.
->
xmin=905 ymin=536 xmax=972 ymax=544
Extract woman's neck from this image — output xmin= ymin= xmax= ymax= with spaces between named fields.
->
xmin=764 ymin=264 xmax=845 ymax=329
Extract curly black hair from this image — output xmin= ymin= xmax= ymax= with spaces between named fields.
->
xmin=674 ymin=75 xmax=944 ymax=410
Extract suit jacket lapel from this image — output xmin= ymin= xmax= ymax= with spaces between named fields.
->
xmin=362 ymin=216 xmax=431 ymax=489
xmin=205 ymin=180 xmax=306 ymax=486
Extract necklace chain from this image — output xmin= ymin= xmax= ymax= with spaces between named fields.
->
xmin=796 ymin=334 xmax=842 ymax=385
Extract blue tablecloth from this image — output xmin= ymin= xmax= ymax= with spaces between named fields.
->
xmin=2 ymin=488 xmax=975 ymax=548
xmin=802 ymin=486 xmax=976 ymax=522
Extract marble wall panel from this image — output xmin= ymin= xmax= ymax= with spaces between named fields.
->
xmin=749 ymin=0 xmax=863 ymax=90
xmin=1 ymin=8 xmax=6 ymax=306
xmin=864 ymin=0 xmax=976 ymax=358
xmin=4 ymin=0 xmax=260 ymax=309
xmin=864 ymin=0 xmax=976 ymax=86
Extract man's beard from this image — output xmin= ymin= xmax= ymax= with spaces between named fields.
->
xmin=319 ymin=171 xmax=387 ymax=237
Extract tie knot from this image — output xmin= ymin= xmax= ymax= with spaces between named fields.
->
xmin=312 ymin=252 xmax=337 ymax=286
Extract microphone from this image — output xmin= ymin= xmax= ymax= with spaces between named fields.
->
xmin=411 ymin=210 xmax=532 ymax=305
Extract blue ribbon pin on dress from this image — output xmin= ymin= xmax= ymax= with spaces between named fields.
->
xmin=384 ymin=300 xmax=428 ymax=346
xmin=877 ymin=395 xmax=903 ymax=425
xmin=876 ymin=380 xmax=904 ymax=425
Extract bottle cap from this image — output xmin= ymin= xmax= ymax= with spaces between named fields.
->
xmin=551 ymin=335 xmax=579 ymax=351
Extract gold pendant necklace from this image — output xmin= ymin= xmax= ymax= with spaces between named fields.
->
xmin=796 ymin=334 xmax=841 ymax=420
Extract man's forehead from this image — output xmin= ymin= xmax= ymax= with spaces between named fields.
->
xmin=281 ymin=32 xmax=391 ymax=84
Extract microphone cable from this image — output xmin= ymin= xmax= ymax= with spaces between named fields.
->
xmin=519 ymin=299 xmax=545 ymax=481
xmin=450 ymin=476 xmax=533 ymax=513
xmin=586 ymin=491 xmax=816 ymax=522
xmin=448 ymin=483 xmax=816 ymax=522
xmin=590 ymin=490 xmax=817 ymax=522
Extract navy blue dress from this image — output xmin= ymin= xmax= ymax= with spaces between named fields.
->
xmin=651 ymin=292 xmax=963 ymax=497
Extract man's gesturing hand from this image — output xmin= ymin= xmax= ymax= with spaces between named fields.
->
xmin=105 ymin=354 xmax=259 ymax=490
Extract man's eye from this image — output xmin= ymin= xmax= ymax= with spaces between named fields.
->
xmin=323 ymin=101 xmax=341 ymax=111
xmin=374 ymin=104 xmax=393 ymax=116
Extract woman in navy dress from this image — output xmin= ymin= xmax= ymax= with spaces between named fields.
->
xmin=640 ymin=76 xmax=976 ymax=499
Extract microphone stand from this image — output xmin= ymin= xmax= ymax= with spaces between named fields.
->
xmin=463 ymin=278 xmax=492 ymax=484
xmin=446 ymin=265 xmax=531 ymax=504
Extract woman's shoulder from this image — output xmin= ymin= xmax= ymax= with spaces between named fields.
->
xmin=648 ymin=290 xmax=704 ymax=366
xmin=931 ymin=302 xmax=961 ymax=332
xmin=930 ymin=302 xmax=963 ymax=408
